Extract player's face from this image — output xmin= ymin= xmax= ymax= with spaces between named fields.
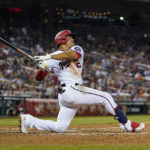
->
xmin=66 ymin=36 xmax=74 ymax=48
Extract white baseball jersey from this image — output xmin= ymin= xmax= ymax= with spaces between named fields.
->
xmin=45 ymin=45 xmax=84 ymax=85
xmin=23 ymin=31 xmax=138 ymax=133
xmin=26 ymin=45 xmax=119 ymax=133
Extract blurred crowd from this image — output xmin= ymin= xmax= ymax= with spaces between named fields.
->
xmin=0 ymin=23 xmax=150 ymax=101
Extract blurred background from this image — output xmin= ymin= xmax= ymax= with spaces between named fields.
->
xmin=0 ymin=0 xmax=150 ymax=117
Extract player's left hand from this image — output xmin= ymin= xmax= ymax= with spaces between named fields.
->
xmin=38 ymin=61 xmax=48 ymax=70
xmin=34 ymin=54 xmax=51 ymax=61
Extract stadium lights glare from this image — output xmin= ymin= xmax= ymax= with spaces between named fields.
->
xmin=120 ymin=16 xmax=124 ymax=20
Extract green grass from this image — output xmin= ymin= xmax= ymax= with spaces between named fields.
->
xmin=71 ymin=115 xmax=149 ymax=126
xmin=1 ymin=145 xmax=150 ymax=150
xmin=0 ymin=115 xmax=149 ymax=126
xmin=0 ymin=115 xmax=149 ymax=150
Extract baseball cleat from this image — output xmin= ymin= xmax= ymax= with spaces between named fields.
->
xmin=130 ymin=122 xmax=145 ymax=132
xmin=20 ymin=114 xmax=28 ymax=133
xmin=120 ymin=120 xmax=145 ymax=132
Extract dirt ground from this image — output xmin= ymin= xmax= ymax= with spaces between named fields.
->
xmin=0 ymin=123 xmax=150 ymax=145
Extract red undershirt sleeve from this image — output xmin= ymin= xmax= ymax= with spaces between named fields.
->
xmin=35 ymin=69 xmax=48 ymax=81
xmin=74 ymin=51 xmax=81 ymax=59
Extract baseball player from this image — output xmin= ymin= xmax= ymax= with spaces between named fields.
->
xmin=20 ymin=30 xmax=145 ymax=133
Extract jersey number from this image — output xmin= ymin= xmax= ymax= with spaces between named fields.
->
xmin=59 ymin=60 xmax=81 ymax=69
xmin=59 ymin=60 xmax=70 ymax=69
xmin=76 ymin=61 xmax=81 ymax=68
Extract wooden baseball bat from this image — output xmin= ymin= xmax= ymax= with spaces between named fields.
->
xmin=0 ymin=37 xmax=35 ymax=61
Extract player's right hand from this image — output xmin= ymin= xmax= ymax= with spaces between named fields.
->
xmin=34 ymin=55 xmax=51 ymax=61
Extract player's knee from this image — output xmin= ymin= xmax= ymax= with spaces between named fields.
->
xmin=55 ymin=127 xmax=65 ymax=133
xmin=55 ymin=123 xmax=69 ymax=133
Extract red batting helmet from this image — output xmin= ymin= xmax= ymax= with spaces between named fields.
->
xmin=54 ymin=30 xmax=75 ymax=46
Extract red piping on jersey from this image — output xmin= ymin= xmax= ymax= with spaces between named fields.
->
xmin=35 ymin=69 xmax=48 ymax=81
xmin=74 ymin=51 xmax=81 ymax=59
xmin=71 ymin=86 xmax=115 ymax=110
xmin=71 ymin=86 xmax=130 ymax=130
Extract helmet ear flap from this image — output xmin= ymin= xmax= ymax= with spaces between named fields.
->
xmin=54 ymin=30 xmax=74 ymax=46
xmin=65 ymin=36 xmax=69 ymax=42
xmin=60 ymin=36 xmax=69 ymax=45
xmin=62 ymin=36 xmax=69 ymax=42
xmin=56 ymin=36 xmax=69 ymax=47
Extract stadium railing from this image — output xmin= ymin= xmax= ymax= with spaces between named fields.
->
xmin=0 ymin=96 xmax=150 ymax=116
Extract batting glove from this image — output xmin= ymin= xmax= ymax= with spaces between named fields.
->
xmin=38 ymin=61 xmax=48 ymax=70
xmin=34 ymin=54 xmax=51 ymax=61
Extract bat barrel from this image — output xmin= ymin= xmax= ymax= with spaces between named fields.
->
xmin=0 ymin=37 xmax=17 ymax=50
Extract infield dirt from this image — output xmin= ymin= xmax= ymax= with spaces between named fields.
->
xmin=0 ymin=123 xmax=150 ymax=145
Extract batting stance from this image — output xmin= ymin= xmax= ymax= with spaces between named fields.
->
xmin=20 ymin=30 xmax=145 ymax=133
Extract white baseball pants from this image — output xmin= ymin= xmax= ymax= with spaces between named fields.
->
xmin=26 ymin=85 xmax=117 ymax=132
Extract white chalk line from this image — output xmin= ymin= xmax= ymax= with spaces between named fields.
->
xmin=144 ymin=122 xmax=150 ymax=124
xmin=63 ymin=132 xmax=150 ymax=136
xmin=0 ymin=121 xmax=149 ymax=134
xmin=0 ymin=128 xmax=150 ymax=136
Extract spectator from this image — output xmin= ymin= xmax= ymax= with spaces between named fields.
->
xmin=0 ymin=22 xmax=150 ymax=101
